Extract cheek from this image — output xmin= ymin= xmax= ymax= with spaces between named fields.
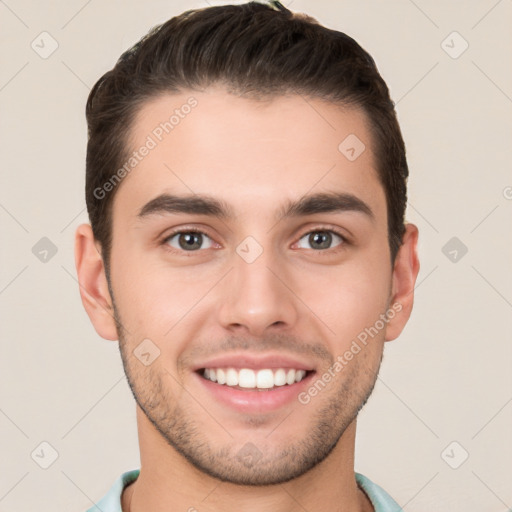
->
xmin=110 ymin=250 xmax=217 ymax=338
xmin=297 ymin=257 xmax=391 ymax=343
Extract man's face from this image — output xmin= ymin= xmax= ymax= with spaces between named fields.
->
xmin=107 ymin=87 xmax=397 ymax=484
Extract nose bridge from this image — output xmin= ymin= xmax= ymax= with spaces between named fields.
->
xmin=217 ymin=237 xmax=298 ymax=335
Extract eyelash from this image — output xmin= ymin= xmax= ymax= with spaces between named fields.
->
xmin=160 ymin=226 xmax=350 ymax=255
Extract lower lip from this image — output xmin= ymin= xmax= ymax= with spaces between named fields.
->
xmin=195 ymin=371 xmax=315 ymax=413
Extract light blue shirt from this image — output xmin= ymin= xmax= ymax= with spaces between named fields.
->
xmin=86 ymin=469 xmax=403 ymax=511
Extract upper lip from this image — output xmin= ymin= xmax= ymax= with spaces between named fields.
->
xmin=193 ymin=353 xmax=316 ymax=372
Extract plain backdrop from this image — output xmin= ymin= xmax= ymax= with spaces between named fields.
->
xmin=1 ymin=1 xmax=511 ymax=511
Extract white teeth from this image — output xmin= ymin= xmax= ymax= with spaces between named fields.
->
xmin=216 ymin=368 xmax=226 ymax=385
xmin=202 ymin=367 xmax=309 ymax=389
xmin=239 ymin=369 xmax=256 ymax=388
xmin=226 ymin=368 xmax=238 ymax=386
xmin=256 ymin=369 xmax=274 ymax=389
xmin=274 ymin=368 xmax=287 ymax=386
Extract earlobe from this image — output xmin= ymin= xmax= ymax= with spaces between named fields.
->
xmin=385 ymin=223 xmax=420 ymax=341
xmin=74 ymin=223 xmax=119 ymax=341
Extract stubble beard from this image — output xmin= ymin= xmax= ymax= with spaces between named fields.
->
xmin=113 ymin=302 xmax=382 ymax=486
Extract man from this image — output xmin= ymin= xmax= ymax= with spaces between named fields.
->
xmin=75 ymin=1 xmax=420 ymax=511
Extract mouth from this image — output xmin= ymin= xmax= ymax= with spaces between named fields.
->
xmin=198 ymin=367 xmax=313 ymax=391
xmin=192 ymin=353 xmax=318 ymax=412
xmin=192 ymin=354 xmax=317 ymax=413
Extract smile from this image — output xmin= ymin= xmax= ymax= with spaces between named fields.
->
xmin=201 ymin=367 xmax=309 ymax=390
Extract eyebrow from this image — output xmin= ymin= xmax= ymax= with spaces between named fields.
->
xmin=137 ymin=192 xmax=374 ymax=221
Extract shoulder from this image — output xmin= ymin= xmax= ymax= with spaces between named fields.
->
xmin=355 ymin=472 xmax=403 ymax=512
xmin=85 ymin=469 xmax=140 ymax=512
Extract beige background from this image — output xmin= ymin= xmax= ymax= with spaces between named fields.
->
xmin=1 ymin=1 xmax=511 ymax=510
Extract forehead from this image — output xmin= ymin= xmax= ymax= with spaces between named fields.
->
xmin=113 ymin=87 xmax=386 ymax=223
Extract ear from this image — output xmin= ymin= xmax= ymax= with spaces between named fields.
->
xmin=74 ymin=223 xmax=118 ymax=341
xmin=385 ymin=223 xmax=420 ymax=341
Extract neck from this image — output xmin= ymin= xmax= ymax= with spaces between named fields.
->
xmin=122 ymin=406 xmax=373 ymax=512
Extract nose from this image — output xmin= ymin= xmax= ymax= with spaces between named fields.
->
xmin=217 ymin=246 xmax=299 ymax=337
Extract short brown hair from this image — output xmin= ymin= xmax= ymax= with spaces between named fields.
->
xmin=85 ymin=0 xmax=409 ymax=270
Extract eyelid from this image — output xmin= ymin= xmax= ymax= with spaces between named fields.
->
xmin=295 ymin=224 xmax=350 ymax=244
xmin=162 ymin=226 xmax=212 ymax=240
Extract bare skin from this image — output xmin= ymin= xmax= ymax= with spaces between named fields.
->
xmin=75 ymin=86 xmax=419 ymax=512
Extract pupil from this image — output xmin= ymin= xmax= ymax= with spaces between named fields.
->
xmin=310 ymin=231 xmax=331 ymax=249
xmin=179 ymin=233 xmax=201 ymax=250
